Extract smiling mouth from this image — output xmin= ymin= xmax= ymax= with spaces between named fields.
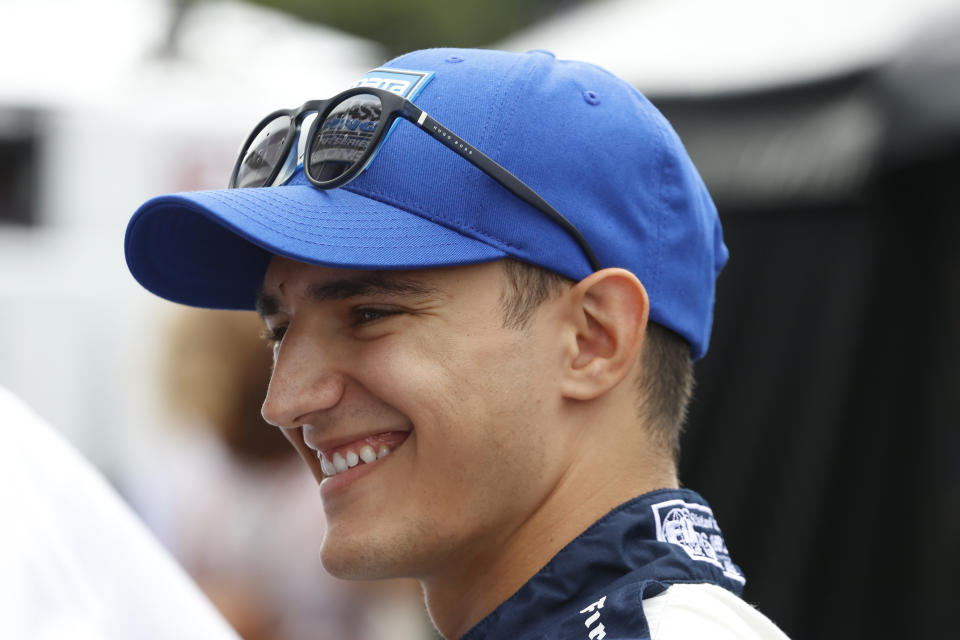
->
xmin=313 ymin=431 xmax=410 ymax=478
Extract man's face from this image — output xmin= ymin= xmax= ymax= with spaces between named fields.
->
xmin=259 ymin=257 xmax=576 ymax=580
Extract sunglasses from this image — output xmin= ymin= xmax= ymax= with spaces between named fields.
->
xmin=228 ymin=87 xmax=600 ymax=271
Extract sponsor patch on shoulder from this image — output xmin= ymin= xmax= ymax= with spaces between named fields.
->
xmin=354 ymin=67 xmax=434 ymax=100
xmin=651 ymin=499 xmax=745 ymax=583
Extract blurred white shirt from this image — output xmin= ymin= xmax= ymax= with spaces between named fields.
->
xmin=0 ymin=385 xmax=240 ymax=640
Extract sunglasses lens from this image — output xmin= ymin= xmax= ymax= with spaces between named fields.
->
xmin=308 ymin=93 xmax=383 ymax=184
xmin=235 ymin=115 xmax=292 ymax=188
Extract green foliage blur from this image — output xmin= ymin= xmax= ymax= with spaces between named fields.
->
xmin=244 ymin=0 xmax=588 ymax=57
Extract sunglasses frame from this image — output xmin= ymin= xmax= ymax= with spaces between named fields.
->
xmin=229 ymin=87 xmax=600 ymax=272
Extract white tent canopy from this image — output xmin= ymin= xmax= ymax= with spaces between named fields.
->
xmin=498 ymin=0 xmax=960 ymax=94
xmin=0 ymin=0 xmax=382 ymax=112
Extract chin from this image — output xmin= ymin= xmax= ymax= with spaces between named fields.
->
xmin=319 ymin=528 xmax=411 ymax=580
xmin=320 ymin=549 xmax=390 ymax=580
xmin=320 ymin=514 xmax=454 ymax=581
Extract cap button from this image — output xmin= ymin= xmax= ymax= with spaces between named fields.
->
xmin=445 ymin=55 xmax=465 ymax=63
xmin=583 ymin=90 xmax=601 ymax=105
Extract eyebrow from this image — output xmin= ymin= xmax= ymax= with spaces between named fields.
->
xmin=255 ymin=273 xmax=442 ymax=317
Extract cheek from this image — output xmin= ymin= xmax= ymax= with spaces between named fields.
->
xmin=353 ymin=321 xmax=556 ymax=471
xmin=336 ymin=321 xmax=567 ymax=554
xmin=412 ymin=330 xmax=554 ymax=480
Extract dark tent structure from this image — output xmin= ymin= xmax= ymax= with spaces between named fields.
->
xmin=653 ymin=14 xmax=960 ymax=639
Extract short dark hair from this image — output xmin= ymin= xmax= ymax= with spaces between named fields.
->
xmin=498 ymin=259 xmax=693 ymax=460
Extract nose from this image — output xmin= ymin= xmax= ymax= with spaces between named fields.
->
xmin=261 ymin=326 xmax=345 ymax=429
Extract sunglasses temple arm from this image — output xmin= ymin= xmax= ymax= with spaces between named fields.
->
xmin=410 ymin=110 xmax=601 ymax=272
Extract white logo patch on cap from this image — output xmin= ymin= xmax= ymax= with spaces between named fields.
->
xmin=354 ymin=68 xmax=434 ymax=99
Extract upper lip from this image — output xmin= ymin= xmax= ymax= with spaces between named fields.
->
xmin=301 ymin=425 xmax=411 ymax=454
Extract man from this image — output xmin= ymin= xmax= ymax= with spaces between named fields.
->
xmin=125 ymin=48 xmax=788 ymax=639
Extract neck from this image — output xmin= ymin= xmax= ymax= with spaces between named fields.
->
xmin=422 ymin=415 xmax=677 ymax=639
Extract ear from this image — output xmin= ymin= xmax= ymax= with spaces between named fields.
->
xmin=560 ymin=268 xmax=649 ymax=401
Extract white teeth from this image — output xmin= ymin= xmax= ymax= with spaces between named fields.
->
xmin=359 ymin=445 xmax=377 ymax=463
xmin=320 ymin=443 xmax=395 ymax=477
xmin=346 ymin=450 xmax=359 ymax=468
xmin=319 ymin=454 xmax=335 ymax=476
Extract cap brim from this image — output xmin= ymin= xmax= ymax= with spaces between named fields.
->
xmin=124 ymin=183 xmax=507 ymax=309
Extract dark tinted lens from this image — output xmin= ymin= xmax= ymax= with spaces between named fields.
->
xmin=308 ymin=94 xmax=383 ymax=184
xmin=236 ymin=115 xmax=292 ymax=188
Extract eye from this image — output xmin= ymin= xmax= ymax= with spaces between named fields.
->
xmin=262 ymin=325 xmax=287 ymax=345
xmin=352 ymin=307 xmax=400 ymax=325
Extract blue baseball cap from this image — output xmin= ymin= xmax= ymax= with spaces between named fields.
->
xmin=125 ymin=48 xmax=727 ymax=359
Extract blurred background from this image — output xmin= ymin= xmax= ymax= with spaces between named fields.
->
xmin=1 ymin=0 xmax=957 ymax=638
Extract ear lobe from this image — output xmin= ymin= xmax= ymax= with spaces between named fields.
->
xmin=561 ymin=269 xmax=649 ymax=401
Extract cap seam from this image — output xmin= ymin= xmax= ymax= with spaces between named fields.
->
xmin=489 ymin=54 xmax=531 ymax=170
xmin=195 ymin=194 xmax=464 ymax=249
xmin=468 ymin=53 xmax=525 ymax=226
xmin=345 ymin=182 xmax=523 ymax=253
xmin=650 ymin=111 xmax=672 ymax=298
xmin=209 ymin=194 xmax=421 ymax=224
xmin=203 ymin=192 xmax=461 ymax=238
xmin=216 ymin=189 xmax=439 ymax=225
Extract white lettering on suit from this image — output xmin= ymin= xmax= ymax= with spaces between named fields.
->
xmin=579 ymin=595 xmax=607 ymax=640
